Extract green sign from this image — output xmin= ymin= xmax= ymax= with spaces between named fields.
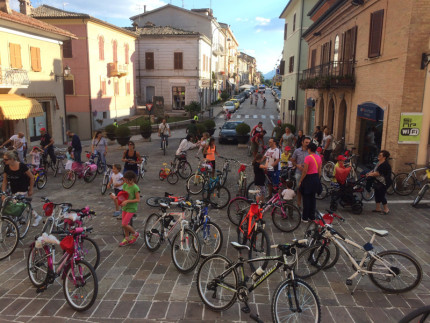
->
xmin=398 ymin=113 xmax=422 ymax=143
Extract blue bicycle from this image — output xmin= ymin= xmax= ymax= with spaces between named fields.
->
xmin=202 ymin=170 xmax=231 ymax=209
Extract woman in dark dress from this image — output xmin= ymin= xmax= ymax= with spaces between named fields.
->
xmin=366 ymin=150 xmax=392 ymax=214
xmin=121 ymin=141 xmax=142 ymax=175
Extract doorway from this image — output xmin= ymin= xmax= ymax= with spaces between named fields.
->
xmin=338 ymin=99 xmax=347 ymax=140
xmin=317 ymin=97 xmax=324 ymax=129
xmin=67 ymin=115 xmax=79 ymax=136
xmin=327 ymin=99 xmax=335 ymax=133
xmin=146 ymin=86 xmax=155 ymax=103
xmin=28 ymin=102 xmax=50 ymax=141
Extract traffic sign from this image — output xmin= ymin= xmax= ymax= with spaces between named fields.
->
xmin=146 ymin=103 xmax=153 ymax=111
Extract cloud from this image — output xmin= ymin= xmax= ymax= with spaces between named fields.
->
xmin=235 ymin=17 xmax=249 ymax=22
xmin=254 ymin=17 xmax=284 ymax=32
xmin=255 ymin=17 xmax=270 ymax=26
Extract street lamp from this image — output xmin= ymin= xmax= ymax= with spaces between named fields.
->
xmin=55 ymin=65 xmax=71 ymax=82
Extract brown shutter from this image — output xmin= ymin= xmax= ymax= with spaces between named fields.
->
xmin=64 ymin=79 xmax=74 ymax=95
xmin=145 ymin=52 xmax=154 ymax=69
xmin=368 ymin=10 xmax=384 ymax=58
xmin=126 ymin=81 xmax=130 ymax=95
xmin=279 ymin=60 xmax=285 ymax=75
xmin=99 ymin=37 xmax=104 ymax=60
xmin=63 ymin=40 xmax=72 ymax=58
xmin=284 ymin=23 xmax=288 ymax=40
xmin=293 ymin=13 xmax=296 ymax=31
xmin=113 ymin=41 xmax=118 ymax=63
xmin=174 ymin=52 xmax=183 ymax=69
xmin=310 ymin=49 xmax=317 ymax=68
xmin=30 ymin=47 xmax=41 ymax=72
xmin=125 ymin=44 xmax=129 ymax=64
xmin=289 ymin=56 xmax=294 ymax=73
xmin=340 ymin=33 xmax=345 ymax=61
xmin=10 ymin=43 xmax=22 ymax=69
xmin=351 ymin=26 xmax=357 ymax=61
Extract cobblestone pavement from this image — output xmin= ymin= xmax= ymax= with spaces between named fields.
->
xmin=0 ymin=96 xmax=429 ymax=322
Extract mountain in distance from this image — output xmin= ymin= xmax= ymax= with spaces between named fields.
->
xmin=263 ymin=70 xmax=276 ymax=80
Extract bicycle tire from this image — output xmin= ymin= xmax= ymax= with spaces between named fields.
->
xmin=351 ymin=202 xmax=363 ymax=215
xmin=140 ymin=162 xmax=147 ymax=180
xmin=205 ymin=186 xmax=230 ymax=209
xmin=158 ymin=169 xmax=166 ymax=181
xmin=62 ymin=171 xmax=76 ymax=189
xmin=295 ymin=244 xmax=330 ymax=279
xmin=361 ymin=187 xmax=375 ymax=201
xmin=79 ymin=236 xmax=101 ymax=270
xmin=227 ymin=197 xmax=251 ymax=226
xmin=53 ymin=160 xmax=59 ymax=177
xmin=178 ymin=161 xmax=192 ymax=179
xmin=246 ymin=181 xmax=269 ymax=200
xmin=101 ymin=173 xmax=109 ymax=195
xmin=63 ymin=259 xmax=98 ymax=312
xmin=393 ymin=173 xmax=416 ymax=196
xmin=271 ymin=202 xmax=301 ymax=233
xmin=144 ymin=213 xmax=163 ymax=252
xmin=0 ymin=216 xmax=19 ymax=260
xmin=36 ymin=173 xmax=47 ymax=189
xmin=17 ymin=203 xmax=32 ymax=239
xmin=248 ymin=228 xmax=271 ymax=272
xmin=315 ymin=182 xmax=328 ymax=200
xmin=367 ymin=250 xmax=422 ymax=293
xmin=220 ymin=166 xmax=229 ymax=187
xmin=196 ymin=254 xmax=238 ymax=312
xmin=195 ymin=221 xmax=223 ymax=257
xmin=146 ymin=197 xmax=169 ymax=208
xmin=322 ymin=162 xmax=335 ymax=182
xmin=412 ymin=185 xmax=428 ymax=207
xmin=171 ymin=228 xmax=201 ymax=274
xmin=167 ymin=172 xmax=179 ymax=185
xmin=163 ymin=140 xmax=166 ymax=156
xmin=83 ymin=168 xmax=97 ymax=183
xmin=186 ymin=174 xmax=204 ymax=194
xmin=386 ymin=172 xmax=396 ymax=195
xmin=398 ymin=305 xmax=430 ymax=323
xmin=272 ymin=278 xmax=321 ymax=323
xmin=97 ymin=161 xmax=104 ymax=175
xmin=27 ymin=244 xmax=49 ymax=287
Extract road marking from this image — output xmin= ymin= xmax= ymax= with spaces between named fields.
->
xmin=253 ymin=115 xmax=258 ymax=118
xmin=362 ymin=200 xmax=430 ymax=204
xmin=218 ymin=115 xmax=224 ymax=119
xmin=270 ymin=115 xmax=275 ymax=119
xmin=271 ymin=119 xmax=275 ymax=127
xmin=261 ymin=115 xmax=266 ymax=119
xmin=236 ymin=115 xmax=241 ymax=118
xmin=245 ymin=115 xmax=249 ymax=118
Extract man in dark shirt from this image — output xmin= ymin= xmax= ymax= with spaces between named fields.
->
xmin=313 ymin=126 xmax=323 ymax=146
xmin=66 ymin=130 xmax=82 ymax=163
xmin=40 ymin=128 xmax=56 ymax=165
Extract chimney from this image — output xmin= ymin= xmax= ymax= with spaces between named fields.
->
xmin=19 ymin=0 xmax=32 ymax=15
xmin=144 ymin=5 xmax=146 ymax=12
xmin=0 ymin=0 xmax=12 ymax=14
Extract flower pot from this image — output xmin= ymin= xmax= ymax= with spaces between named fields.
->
xmin=140 ymin=131 xmax=152 ymax=139
xmin=116 ymin=136 xmax=131 ymax=146
xmin=236 ymin=134 xmax=250 ymax=144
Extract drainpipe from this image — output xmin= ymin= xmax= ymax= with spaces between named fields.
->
xmin=137 ymin=36 xmax=142 ymax=105
xmin=295 ymin=0 xmax=305 ymax=128
xmin=85 ymin=21 xmax=93 ymax=138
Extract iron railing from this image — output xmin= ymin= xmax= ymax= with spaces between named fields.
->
xmin=299 ymin=61 xmax=355 ymax=89
xmin=0 ymin=67 xmax=30 ymax=88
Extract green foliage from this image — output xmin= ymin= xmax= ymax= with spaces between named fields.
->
xmin=196 ymin=123 xmax=206 ymax=136
xmin=264 ymin=79 xmax=272 ymax=87
xmin=280 ymin=123 xmax=296 ymax=135
xmin=105 ymin=124 xmax=116 ymax=134
xmin=220 ymin=90 xmax=230 ymax=101
xmin=235 ymin=122 xmax=251 ymax=135
xmin=139 ymin=120 xmax=152 ymax=133
xmin=203 ymin=119 xmax=216 ymax=130
xmin=115 ymin=125 xmax=131 ymax=138
xmin=184 ymin=101 xmax=201 ymax=117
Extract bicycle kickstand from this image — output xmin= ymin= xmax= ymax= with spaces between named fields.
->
xmin=250 ymin=313 xmax=264 ymax=323
xmin=350 ymin=274 xmax=365 ymax=295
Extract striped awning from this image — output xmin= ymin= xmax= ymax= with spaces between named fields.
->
xmin=0 ymin=94 xmax=44 ymax=120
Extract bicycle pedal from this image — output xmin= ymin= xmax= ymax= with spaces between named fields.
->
xmin=241 ymin=306 xmax=251 ymax=314
xmin=36 ymin=285 xmax=47 ymax=293
xmin=346 ymin=279 xmax=352 ymax=286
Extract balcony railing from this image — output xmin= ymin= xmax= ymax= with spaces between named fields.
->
xmin=212 ymin=44 xmax=224 ymax=56
xmin=0 ymin=67 xmax=30 ymax=88
xmin=299 ymin=61 xmax=355 ymax=90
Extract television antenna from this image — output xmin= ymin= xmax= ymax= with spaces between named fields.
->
xmin=62 ymin=2 xmax=69 ymax=10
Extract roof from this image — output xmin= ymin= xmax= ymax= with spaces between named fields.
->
xmin=279 ymin=0 xmax=296 ymax=18
xmin=0 ymin=9 xmax=76 ymax=39
xmin=307 ymin=0 xmax=326 ymax=17
xmin=32 ymin=5 xmax=137 ymax=37
xmin=130 ymin=4 xmax=212 ymax=21
xmin=124 ymin=25 xmax=199 ymax=36
xmin=302 ymin=0 xmax=346 ymax=38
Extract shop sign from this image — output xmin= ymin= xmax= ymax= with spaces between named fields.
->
xmin=398 ymin=113 xmax=422 ymax=143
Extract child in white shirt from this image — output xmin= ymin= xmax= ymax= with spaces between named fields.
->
xmin=281 ymin=180 xmax=296 ymax=202
xmin=30 ymin=146 xmax=43 ymax=167
xmin=108 ymin=164 xmax=124 ymax=217
xmin=65 ymin=146 xmax=74 ymax=170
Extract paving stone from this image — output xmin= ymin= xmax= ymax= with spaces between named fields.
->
xmin=147 ymin=301 xmax=169 ymax=319
xmin=110 ymin=300 xmax=134 ymax=318
xmin=166 ymin=302 xmax=186 ymax=320
xmin=129 ymin=301 xmax=151 ymax=318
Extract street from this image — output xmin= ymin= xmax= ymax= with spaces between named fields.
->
xmin=0 ymin=92 xmax=429 ymax=322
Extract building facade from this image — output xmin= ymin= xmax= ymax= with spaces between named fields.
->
xmin=32 ymin=5 xmax=136 ymax=140
xmin=301 ymin=0 xmax=430 ymax=170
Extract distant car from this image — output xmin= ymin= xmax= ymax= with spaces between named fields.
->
xmin=233 ymin=94 xmax=245 ymax=103
xmin=230 ymin=99 xmax=240 ymax=110
xmin=222 ymin=101 xmax=236 ymax=113
xmin=258 ymin=84 xmax=266 ymax=93
xmin=244 ymin=90 xmax=251 ymax=98
xmin=218 ymin=120 xmax=244 ymax=144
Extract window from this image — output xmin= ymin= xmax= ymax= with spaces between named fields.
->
xmin=293 ymin=13 xmax=296 ymax=31
xmin=100 ymin=78 xmax=106 ymax=95
xmin=310 ymin=49 xmax=317 ymax=68
xmin=321 ymin=41 xmax=331 ymax=64
xmin=113 ymin=40 xmax=118 ymax=63
xmin=284 ymin=23 xmax=288 ymax=40
xmin=98 ymin=36 xmax=104 ymax=61
xmin=342 ymin=26 xmax=358 ymax=62
xmin=279 ymin=60 xmax=285 ymax=75
xmin=174 ymin=52 xmax=183 ymax=70
xmin=172 ymin=86 xmax=185 ymax=109
xmin=103 ymin=112 xmax=107 ymax=119
xmin=145 ymin=52 xmax=154 ymax=69
xmin=333 ymin=35 xmax=340 ymax=65
xmin=9 ymin=43 xmax=22 ymax=69
xmin=63 ymin=40 xmax=72 ymax=58
xmin=369 ymin=10 xmax=384 ymax=58
xmin=64 ymin=79 xmax=74 ymax=95
xmin=125 ymin=43 xmax=129 ymax=64
xmin=30 ymin=47 xmax=41 ymax=72
xmin=126 ymin=81 xmax=131 ymax=95
xmin=289 ymin=56 xmax=294 ymax=73
xmin=114 ymin=80 xmax=119 ymax=95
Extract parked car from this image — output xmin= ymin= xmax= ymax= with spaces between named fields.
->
xmin=244 ymin=90 xmax=251 ymax=98
xmin=218 ymin=120 xmax=244 ymax=144
xmin=233 ymin=95 xmax=245 ymax=104
xmin=230 ymin=98 xmax=240 ymax=110
xmin=222 ymin=101 xmax=236 ymax=113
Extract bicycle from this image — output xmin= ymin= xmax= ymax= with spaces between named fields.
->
xmin=0 ymin=193 xmax=19 ymax=260
xmin=136 ymin=155 xmax=148 ymax=183
xmin=202 ymin=171 xmax=231 ymax=209
xmin=27 ymin=227 xmax=98 ymax=311
xmin=186 ymin=157 xmax=213 ymax=194
xmin=399 ymin=305 xmax=430 ymax=323
xmin=85 ymin=151 xmax=105 ymax=175
xmin=322 ymin=151 xmax=359 ymax=182
xmin=161 ymin=135 xmax=169 ymax=155
xmin=393 ymin=162 xmax=430 ymax=196
xmin=146 ymin=192 xmax=190 ymax=208
xmin=171 ymin=153 xmax=193 ymax=179
xmin=101 ymin=164 xmax=113 ymax=195
xmin=412 ymin=169 xmax=430 ymax=206
xmin=196 ymin=239 xmax=322 ymax=322
xmin=53 ymin=147 xmax=67 ymax=177
xmin=143 ymin=201 xmax=201 ymax=273
xmin=62 ymin=160 xmax=98 ymax=189
xmin=0 ymin=192 xmax=33 ymax=240
xmin=28 ymin=164 xmax=48 ymax=190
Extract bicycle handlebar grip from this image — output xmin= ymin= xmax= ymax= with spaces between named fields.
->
xmin=85 ymin=226 xmax=93 ymax=232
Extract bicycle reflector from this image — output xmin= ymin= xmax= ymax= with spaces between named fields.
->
xmin=117 ymin=191 xmax=129 ymax=204
xmin=60 ymin=236 xmax=75 ymax=254
xmin=316 ymin=213 xmax=335 ymax=227
xmin=86 ymin=153 xmax=91 ymax=159
xmin=238 ymin=164 xmax=246 ymax=173
xmin=43 ymin=202 xmax=54 ymax=217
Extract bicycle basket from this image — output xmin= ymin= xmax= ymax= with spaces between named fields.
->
xmin=60 ymin=235 xmax=75 ymax=254
xmin=43 ymin=202 xmax=54 ymax=217
xmin=2 ymin=201 xmax=26 ymax=217
xmin=71 ymin=162 xmax=82 ymax=172
xmin=238 ymin=164 xmax=246 ymax=173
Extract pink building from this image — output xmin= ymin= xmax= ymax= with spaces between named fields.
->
xmin=32 ymin=5 xmax=137 ymax=139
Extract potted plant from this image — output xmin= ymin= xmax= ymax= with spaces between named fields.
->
xmin=235 ymin=122 xmax=250 ymax=144
xmin=115 ymin=125 xmax=131 ymax=146
xmin=203 ymin=119 xmax=216 ymax=136
xmin=105 ymin=124 xmax=116 ymax=141
xmin=196 ymin=123 xmax=206 ymax=138
xmin=140 ymin=120 xmax=152 ymax=139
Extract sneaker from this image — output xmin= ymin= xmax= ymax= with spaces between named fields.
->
xmin=132 ymin=231 xmax=140 ymax=240
xmin=113 ymin=211 xmax=121 ymax=217
xmin=160 ymin=147 xmax=163 ymax=150
xmin=128 ymin=236 xmax=137 ymax=245
xmin=119 ymin=238 xmax=130 ymax=246
xmin=32 ymin=215 xmax=42 ymax=227
xmin=301 ymin=219 xmax=309 ymax=223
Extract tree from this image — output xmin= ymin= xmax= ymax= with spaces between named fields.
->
xmin=259 ymin=71 xmax=265 ymax=84
xmin=184 ymin=101 xmax=201 ymax=118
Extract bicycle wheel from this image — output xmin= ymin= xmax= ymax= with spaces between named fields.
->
xmin=322 ymin=162 xmax=335 ymax=182
xmin=227 ymin=197 xmax=251 ymax=226
xmin=101 ymin=173 xmax=109 ymax=195
xmin=206 ymin=186 xmax=230 ymax=209
xmin=140 ymin=162 xmax=147 ymax=180
xmin=186 ymin=174 xmax=204 ymax=194
xmin=248 ymin=144 xmax=252 ymax=156
xmin=272 ymin=278 xmax=321 ymax=323
xmin=239 ymin=176 xmax=247 ymax=197
xmin=399 ymin=305 xmax=430 ymax=323
xmin=412 ymin=185 xmax=428 ymax=207
xmin=367 ymin=250 xmax=422 ymax=293
xmin=159 ymin=170 xmax=166 ymax=181
xmin=361 ymin=187 xmax=375 ymax=201
xmin=63 ymin=259 xmax=98 ymax=312
xmin=271 ymin=203 xmax=301 ymax=233
xmin=62 ymin=170 xmax=76 ymax=189
xmin=171 ymin=228 xmax=201 ymax=274
xmin=196 ymin=254 xmax=238 ymax=312
xmin=220 ymin=168 xmax=229 ymax=187
xmin=97 ymin=161 xmax=104 ymax=175
xmin=248 ymin=229 xmax=271 ymax=272
xmin=178 ymin=161 xmax=192 ymax=179
xmin=167 ymin=172 xmax=179 ymax=184
xmin=17 ymin=203 xmax=32 ymax=239
xmin=163 ymin=140 xmax=166 ymax=156
xmin=246 ymin=181 xmax=269 ymax=200
xmin=78 ymin=236 xmax=101 ymax=270
xmin=386 ymin=172 xmax=395 ymax=195
xmin=27 ymin=245 xmax=49 ymax=287
xmin=144 ymin=213 xmax=163 ymax=252
xmin=393 ymin=173 xmax=416 ymax=196
xmin=146 ymin=197 xmax=169 ymax=208
xmin=315 ymin=182 xmax=328 ymax=200
xmin=83 ymin=168 xmax=97 ymax=183
xmin=0 ymin=217 xmax=19 ymax=260
xmin=36 ymin=173 xmax=47 ymax=189
xmin=295 ymin=244 xmax=330 ymax=279
xmin=195 ymin=222 xmax=223 ymax=257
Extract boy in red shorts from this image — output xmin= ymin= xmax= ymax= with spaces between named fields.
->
xmin=118 ymin=170 xmax=140 ymax=246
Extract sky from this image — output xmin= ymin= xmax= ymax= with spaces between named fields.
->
xmin=17 ymin=0 xmax=286 ymax=74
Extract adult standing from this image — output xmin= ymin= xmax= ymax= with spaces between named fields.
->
xmin=122 ymin=141 xmax=142 ymax=175
xmin=91 ymin=131 xmax=108 ymax=171
xmin=263 ymin=138 xmax=281 ymax=197
xmin=271 ymin=120 xmax=283 ymax=144
xmin=66 ymin=130 xmax=82 ymax=163
xmin=279 ymin=126 xmax=296 ymax=151
xmin=366 ymin=150 xmax=392 ymax=214
xmin=0 ymin=132 xmax=26 ymax=163
xmin=1 ymin=151 xmax=41 ymax=226
xmin=158 ymin=118 xmax=171 ymax=149
xmin=291 ymin=137 xmax=310 ymax=207
xmin=313 ymin=126 xmax=323 ymax=147
xmin=321 ymin=127 xmax=333 ymax=162
xmin=296 ymin=130 xmax=305 ymax=149
xmin=298 ymin=142 xmax=322 ymax=222
xmin=176 ymin=134 xmax=199 ymax=156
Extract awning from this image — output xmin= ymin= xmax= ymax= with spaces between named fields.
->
xmin=357 ymin=103 xmax=384 ymax=122
xmin=239 ymin=84 xmax=253 ymax=90
xmin=0 ymin=94 xmax=44 ymax=120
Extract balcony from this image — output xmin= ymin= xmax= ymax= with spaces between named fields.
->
xmin=107 ymin=63 xmax=128 ymax=78
xmin=299 ymin=61 xmax=355 ymax=90
xmin=212 ymin=44 xmax=224 ymax=56
xmin=0 ymin=67 xmax=30 ymax=88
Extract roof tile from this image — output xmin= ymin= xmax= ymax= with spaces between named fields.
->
xmin=124 ymin=25 xmax=199 ymax=36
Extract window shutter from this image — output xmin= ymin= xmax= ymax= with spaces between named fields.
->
xmin=99 ymin=37 xmax=104 ymax=60
xmin=310 ymin=49 xmax=317 ymax=68
xmin=293 ymin=13 xmax=296 ymax=31
xmin=113 ymin=41 xmax=118 ymax=63
xmin=368 ymin=10 xmax=384 ymax=58
xmin=289 ymin=56 xmax=294 ymax=73
xmin=30 ymin=47 xmax=37 ymax=71
xmin=174 ymin=52 xmax=183 ymax=69
xmin=351 ymin=26 xmax=358 ymax=61
xmin=284 ymin=23 xmax=288 ymax=40
xmin=63 ymin=40 xmax=72 ymax=58
xmin=145 ymin=52 xmax=154 ymax=69
xmin=125 ymin=44 xmax=129 ymax=64
xmin=64 ymin=80 xmax=74 ymax=95
xmin=36 ymin=48 xmax=41 ymax=71
xmin=340 ymin=33 xmax=345 ymax=61
xmin=10 ymin=43 xmax=22 ymax=69
xmin=279 ymin=60 xmax=285 ymax=75
xmin=126 ymin=81 xmax=130 ymax=95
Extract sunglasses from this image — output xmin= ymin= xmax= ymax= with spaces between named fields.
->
xmin=3 ymin=158 xmax=9 ymax=161
xmin=128 ymin=143 xmax=134 ymax=146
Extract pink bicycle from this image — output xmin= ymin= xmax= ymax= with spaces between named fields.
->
xmin=62 ymin=161 xmax=98 ymax=189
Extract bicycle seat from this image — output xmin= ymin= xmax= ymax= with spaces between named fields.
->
xmin=365 ymin=227 xmax=388 ymax=237
xmin=404 ymin=162 xmax=415 ymax=166
xmin=230 ymin=242 xmax=250 ymax=251
xmin=106 ymin=164 xmax=113 ymax=168
xmin=159 ymin=202 xmax=169 ymax=208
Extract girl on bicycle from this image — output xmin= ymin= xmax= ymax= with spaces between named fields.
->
xmin=108 ymin=164 xmax=124 ymax=217
xmin=122 ymin=141 xmax=142 ymax=176
xmin=118 ymin=170 xmax=140 ymax=246
xmin=204 ymin=137 xmax=219 ymax=177
xmin=30 ymin=146 xmax=43 ymax=167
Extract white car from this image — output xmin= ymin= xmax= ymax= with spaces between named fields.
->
xmin=222 ymin=101 xmax=236 ymax=113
